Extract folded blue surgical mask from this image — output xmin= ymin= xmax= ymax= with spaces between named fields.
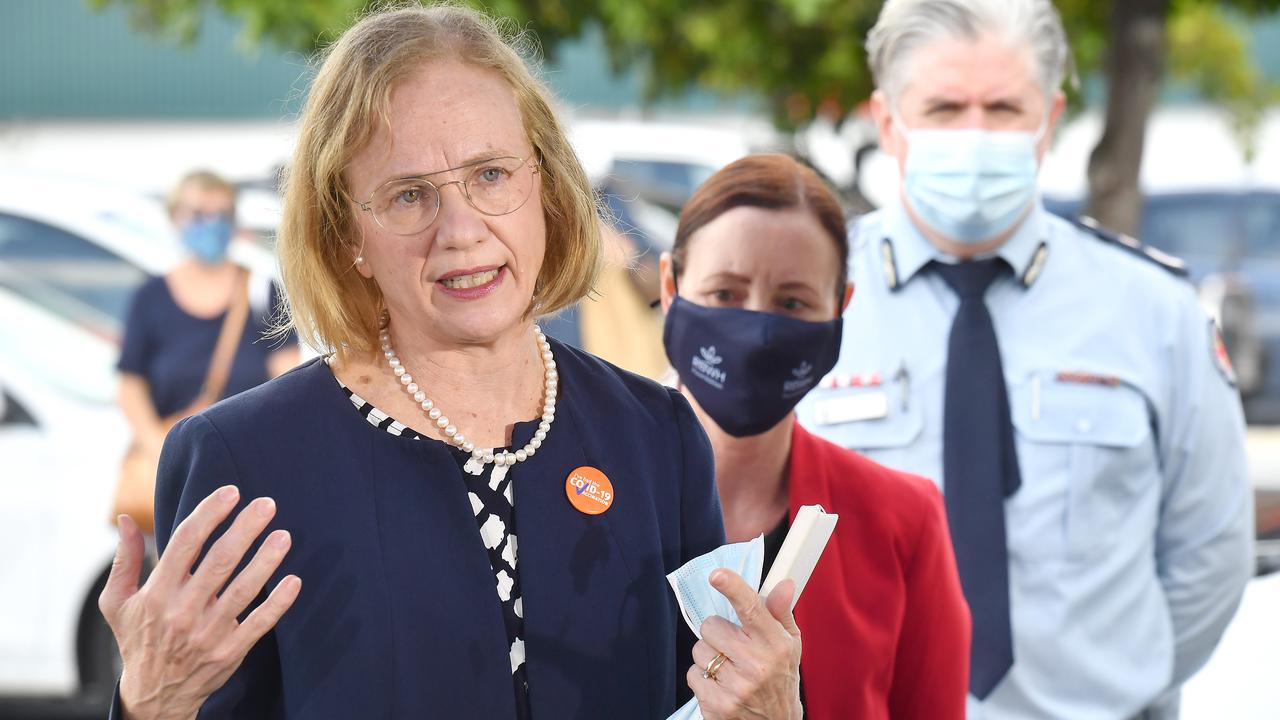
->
xmin=666 ymin=535 xmax=765 ymax=720
xmin=668 ymin=534 xmax=766 ymax=639
xmin=898 ymin=119 xmax=1043 ymax=244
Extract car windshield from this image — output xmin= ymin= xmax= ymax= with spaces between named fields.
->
xmin=1046 ymin=192 xmax=1280 ymax=274
xmin=0 ymin=212 xmax=146 ymax=343
xmin=1140 ymin=194 xmax=1280 ymax=271
xmin=609 ymin=158 xmax=718 ymax=212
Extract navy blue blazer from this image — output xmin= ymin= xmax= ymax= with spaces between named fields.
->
xmin=135 ymin=342 xmax=724 ymax=718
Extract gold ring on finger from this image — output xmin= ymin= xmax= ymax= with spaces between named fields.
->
xmin=702 ymin=651 xmax=729 ymax=680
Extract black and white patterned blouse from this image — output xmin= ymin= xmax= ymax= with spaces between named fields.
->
xmin=338 ymin=380 xmax=532 ymax=719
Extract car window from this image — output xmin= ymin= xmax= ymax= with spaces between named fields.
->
xmin=0 ymin=387 xmax=37 ymax=427
xmin=1140 ymin=195 xmax=1248 ymax=267
xmin=1243 ymin=195 xmax=1280 ymax=267
xmin=1047 ymin=193 xmax=1280 ymax=273
xmin=610 ymin=159 xmax=717 ymax=210
xmin=1142 ymin=194 xmax=1280 ymax=272
xmin=0 ymin=212 xmax=146 ymax=342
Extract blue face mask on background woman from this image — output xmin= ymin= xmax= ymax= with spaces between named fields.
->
xmin=180 ymin=215 xmax=234 ymax=264
xmin=899 ymin=120 xmax=1043 ymax=243
xmin=663 ymin=295 xmax=843 ymax=437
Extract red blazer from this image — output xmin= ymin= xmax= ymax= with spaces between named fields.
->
xmin=789 ymin=422 xmax=970 ymax=720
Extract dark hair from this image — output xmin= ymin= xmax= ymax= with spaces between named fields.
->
xmin=673 ymin=153 xmax=848 ymax=301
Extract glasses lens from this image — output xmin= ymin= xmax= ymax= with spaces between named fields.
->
xmin=464 ymin=157 xmax=535 ymax=216
xmin=373 ymin=180 xmax=441 ymax=235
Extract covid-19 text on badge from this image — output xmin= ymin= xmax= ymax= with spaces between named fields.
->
xmin=566 ymin=466 xmax=615 ymax=515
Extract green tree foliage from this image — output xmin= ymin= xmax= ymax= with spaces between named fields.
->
xmin=1167 ymin=2 xmax=1280 ymax=159
xmin=90 ymin=0 xmax=1279 ymax=130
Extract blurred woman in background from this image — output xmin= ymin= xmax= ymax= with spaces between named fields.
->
xmin=114 ymin=170 xmax=298 ymax=532
xmin=661 ymin=153 xmax=972 ymax=719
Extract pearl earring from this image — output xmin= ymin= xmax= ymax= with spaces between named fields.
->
xmin=355 ymin=255 xmax=365 ymax=266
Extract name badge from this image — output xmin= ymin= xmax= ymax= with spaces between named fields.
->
xmin=812 ymin=392 xmax=890 ymax=425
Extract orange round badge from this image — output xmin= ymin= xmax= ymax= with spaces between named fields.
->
xmin=566 ymin=466 xmax=615 ymax=515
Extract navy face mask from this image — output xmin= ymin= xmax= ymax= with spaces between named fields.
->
xmin=663 ymin=295 xmax=843 ymax=437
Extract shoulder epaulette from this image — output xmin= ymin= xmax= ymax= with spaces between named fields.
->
xmin=1074 ymin=216 xmax=1190 ymax=279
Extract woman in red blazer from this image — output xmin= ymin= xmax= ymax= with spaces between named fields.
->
xmin=659 ymin=154 xmax=971 ymax=719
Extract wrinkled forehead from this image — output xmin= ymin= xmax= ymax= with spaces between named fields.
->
xmin=371 ymin=60 xmax=530 ymax=175
xmin=895 ymin=33 xmax=1043 ymax=107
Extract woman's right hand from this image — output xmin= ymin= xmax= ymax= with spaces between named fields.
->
xmin=99 ymin=485 xmax=301 ymax=720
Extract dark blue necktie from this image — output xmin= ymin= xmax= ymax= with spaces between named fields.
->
xmin=931 ymin=258 xmax=1019 ymax=699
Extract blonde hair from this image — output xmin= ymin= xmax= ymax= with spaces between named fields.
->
xmin=278 ymin=3 xmax=602 ymax=356
xmin=167 ymin=170 xmax=237 ymax=220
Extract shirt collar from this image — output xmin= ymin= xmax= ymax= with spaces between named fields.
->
xmin=883 ymin=197 xmax=1050 ymax=289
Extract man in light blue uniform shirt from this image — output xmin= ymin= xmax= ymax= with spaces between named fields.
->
xmin=796 ymin=1 xmax=1255 ymax=718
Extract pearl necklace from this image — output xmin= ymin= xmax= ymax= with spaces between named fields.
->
xmin=378 ymin=316 xmax=558 ymax=468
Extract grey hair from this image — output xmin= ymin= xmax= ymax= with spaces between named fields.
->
xmin=866 ymin=0 xmax=1074 ymax=104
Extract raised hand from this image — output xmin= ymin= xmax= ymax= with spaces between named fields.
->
xmin=98 ymin=485 xmax=300 ymax=720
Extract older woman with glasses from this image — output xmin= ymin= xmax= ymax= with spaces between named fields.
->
xmin=98 ymin=5 xmax=802 ymax=720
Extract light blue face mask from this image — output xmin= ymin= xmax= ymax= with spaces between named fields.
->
xmin=898 ymin=120 xmax=1043 ymax=244
xmin=180 ymin=215 xmax=234 ymax=264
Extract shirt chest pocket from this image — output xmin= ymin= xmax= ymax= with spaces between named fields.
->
xmin=806 ymin=381 xmax=928 ymax=472
xmin=1010 ymin=373 xmax=1158 ymax=563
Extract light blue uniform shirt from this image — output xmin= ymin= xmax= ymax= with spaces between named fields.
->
xmin=797 ymin=199 xmax=1254 ymax=719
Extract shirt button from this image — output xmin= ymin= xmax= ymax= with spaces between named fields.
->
xmin=1076 ymin=418 xmax=1093 ymax=433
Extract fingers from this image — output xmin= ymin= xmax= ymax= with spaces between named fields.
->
xmin=710 ymin=568 xmax=772 ymax=637
xmin=231 ymin=574 xmax=301 ymax=655
xmin=693 ymin=573 xmax=804 ymax=720
xmin=764 ymin=579 xmax=801 ymax=638
xmin=99 ymin=515 xmax=145 ymax=621
xmin=686 ymin=661 xmax=716 ymax=696
xmin=691 ymin=639 xmax=721 ymax=674
xmin=183 ymin=497 xmax=277 ymax=606
xmin=699 ymin=615 xmax=750 ymax=664
xmin=213 ymin=529 xmax=293 ymax=620
xmin=150 ymin=485 xmax=241 ymax=590
xmin=685 ymin=664 xmax=735 ymax=720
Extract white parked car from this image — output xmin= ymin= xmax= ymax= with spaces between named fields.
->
xmin=0 ymin=173 xmax=282 ymax=702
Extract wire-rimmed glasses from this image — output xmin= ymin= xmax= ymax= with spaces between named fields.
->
xmin=355 ymin=155 xmax=540 ymax=236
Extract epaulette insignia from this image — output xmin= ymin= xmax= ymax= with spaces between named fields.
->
xmin=1076 ymin=216 xmax=1190 ymax=278
xmin=1021 ymin=241 xmax=1049 ymax=288
xmin=880 ymin=238 xmax=900 ymax=291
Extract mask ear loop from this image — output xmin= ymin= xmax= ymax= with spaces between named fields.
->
xmin=1031 ymin=110 xmax=1051 ymax=145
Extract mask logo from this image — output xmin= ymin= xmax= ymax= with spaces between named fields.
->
xmin=662 ymin=297 xmax=843 ymax=438
xmin=783 ymin=361 xmax=816 ymax=397
xmin=692 ymin=345 xmax=727 ymax=389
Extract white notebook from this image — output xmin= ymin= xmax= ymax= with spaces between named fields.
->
xmin=759 ymin=504 xmax=838 ymax=609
